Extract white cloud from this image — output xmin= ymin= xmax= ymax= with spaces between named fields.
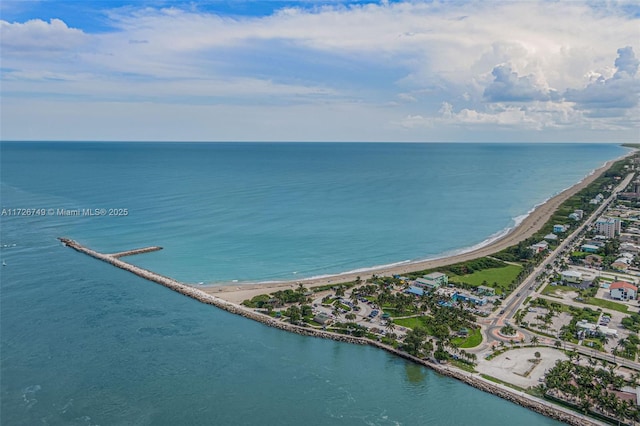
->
xmin=565 ymin=46 xmax=640 ymax=116
xmin=483 ymin=64 xmax=557 ymax=102
xmin=1 ymin=1 xmax=639 ymax=141
xmin=1 ymin=18 xmax=87 ymax=52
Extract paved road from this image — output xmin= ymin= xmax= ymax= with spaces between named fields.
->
xmin=472 ymin=172 xmax=640 ymax=371
xmin=491 ymin=172 xmax=635 ymax=326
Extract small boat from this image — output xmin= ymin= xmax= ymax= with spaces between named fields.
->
xmin=2 ymin=260 xmax=6 ymax=266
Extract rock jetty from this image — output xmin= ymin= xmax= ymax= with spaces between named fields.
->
xmin=59 ymin=237 xmax=604 ymax=426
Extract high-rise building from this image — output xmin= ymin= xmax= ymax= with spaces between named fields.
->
xmin=595 ymin=217 xmax=621 ymax=238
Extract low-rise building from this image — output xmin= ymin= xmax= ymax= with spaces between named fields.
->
xmin=313 ymin=313 xmax=332 ymax=325
xmin=581 ymin=244 xmax=600 ymax=253
xmin=530 ymin=241 xmax=549 ymax=253
xmin=423 ymin=272 xmax=448 ymax=286
xmin=405 ymin=286 xmax=425 ymax=297
xmin=561 ymin=270 xmax=582 ymax=284
xmin=453 ymin=292 xmax=487 ymax=305
xmin=620 ymin=242 xmax=640 ymax=253
xmin=610 ymin=281 xmax=638 ymax=301
xmin=544 ymin=233 xmax=558 ymax=241
xmin=576 ymin=319 xmax=618 ymax=336
xmin=611 ymin=262 xmax=630 ymax=272
xmin=553 ymin=224 xmax=568 ymax=233
xmin=415 ymin=278 xmax=439 ymax=291
xmin=477 ymin=285 xmax=496 ymax=296
xmin=584 ymin=254 xmax=603 ymax=267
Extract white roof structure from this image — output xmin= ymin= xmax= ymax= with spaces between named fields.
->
xmin=561 ymin=270 xmax=582 ymax=278
xmin=576 ymin=320 xmax=617 ymax=336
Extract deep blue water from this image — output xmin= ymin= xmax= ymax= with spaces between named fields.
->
xmin=0 ymin=142 xmax=626 ymax=425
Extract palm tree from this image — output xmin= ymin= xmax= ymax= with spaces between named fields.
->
xmin=332 ymin=307 xmax=341 ymax=320
xmin=349 ymin=293 xmax=359 ymax=312
xmin=530 ymin=336 xmax=540 ymax=346
xmin=385 ymin=320 xmax=396 ymax=333
xmin=554 ymin=340 xmax=562 ymax=349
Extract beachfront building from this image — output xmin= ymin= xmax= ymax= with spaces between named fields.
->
xmin=595 ymin=217 xmax=621 ymax=238
xmin=589 ymin=194 xmax=605 ymax=205
xmin=544 ymin=233 xmax=558 ymax=241
xmin=569 ymin=210 xmax=584 ymax=221
xmin=415 ymin=272 xmax=448 ymax=291
xmin=610 ymin=281 xmax=638 ymax=301
xmin=530 ymin=241 xmax=549 ymax=254
xmin=423 ymin=272 xmax=448 ymax=286
xmin=414 ymin=278 xmax=438 ymax=291
xmin=553 ymin=224 xmax=568 ymax=233
xmin=560 ymin=270 xmax=582 ymax=284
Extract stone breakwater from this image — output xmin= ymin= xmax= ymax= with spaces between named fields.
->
xmin=59 ymin=237 xmax=602 ymax=426
xmin=110 ymin=246 xmax=163 ymax=258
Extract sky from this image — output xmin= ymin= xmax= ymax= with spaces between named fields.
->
xmin=1 ymin=0 xmax=639 ymax=142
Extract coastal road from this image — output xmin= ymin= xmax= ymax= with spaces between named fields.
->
xmin=486 ymin=172 xmax=635 ymax=334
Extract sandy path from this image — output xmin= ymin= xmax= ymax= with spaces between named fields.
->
xmin=203 ymin=152 xmax=632 ymax=304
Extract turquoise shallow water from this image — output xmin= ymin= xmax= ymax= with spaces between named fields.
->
xmin=0 ymin=142 xmax=626 ymax=425
xmin=0 ymin=142 xmax=628 ymax=283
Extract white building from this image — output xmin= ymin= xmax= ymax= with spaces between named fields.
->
xmin=595 ymin=217 xmax=621 ymax=238
xmin=576 ymin=320 xmax=618 ymax=336
xmin=530 ymin=241 xmax=549 ymax=253
xmin=610 ymin=281 xmax=638 ymax=301
xmin=560 ymin=270 xmax=582 ymax=284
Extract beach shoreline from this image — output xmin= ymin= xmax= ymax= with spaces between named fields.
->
xmin=205 ymin=150 xmax=633 ymax=304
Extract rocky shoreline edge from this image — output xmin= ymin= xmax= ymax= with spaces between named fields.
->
xmin=60 ymin=237 xmax=602 ymax=426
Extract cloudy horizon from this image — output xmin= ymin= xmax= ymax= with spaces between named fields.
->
xmin=1 ymin=1 xmax=639 ymax=142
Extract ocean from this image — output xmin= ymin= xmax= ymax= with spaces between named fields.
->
xmin=0 ymin=142 xmax=626 ymax=425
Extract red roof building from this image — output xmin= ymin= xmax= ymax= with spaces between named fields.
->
xmin=610 ymin=281 xmax=638 ymax=301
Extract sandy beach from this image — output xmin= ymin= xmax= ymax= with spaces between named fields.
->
xmin=205 ymin=151 xmax=632 ymax=304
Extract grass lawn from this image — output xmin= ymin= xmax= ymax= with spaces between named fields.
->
xmin=448 ymin=264 xmax=522 ymax=294
xmin=583 ymin=297 xmax=628 ymax=313
xmin=382 ymin=305 xmax=418 ymax=316
xmin=394 ymin=316 xmax=431 ymax=331
xmin=450 ymin=359 xmax=476 ymax=373
xmin=451 ymin=328 xmax=483 ymax=348
xmin=542 ymin=284 xmax=576 ymax=295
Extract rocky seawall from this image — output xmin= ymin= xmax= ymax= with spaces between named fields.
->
xmin=59 ymin=237 xmax=603 ymax=426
